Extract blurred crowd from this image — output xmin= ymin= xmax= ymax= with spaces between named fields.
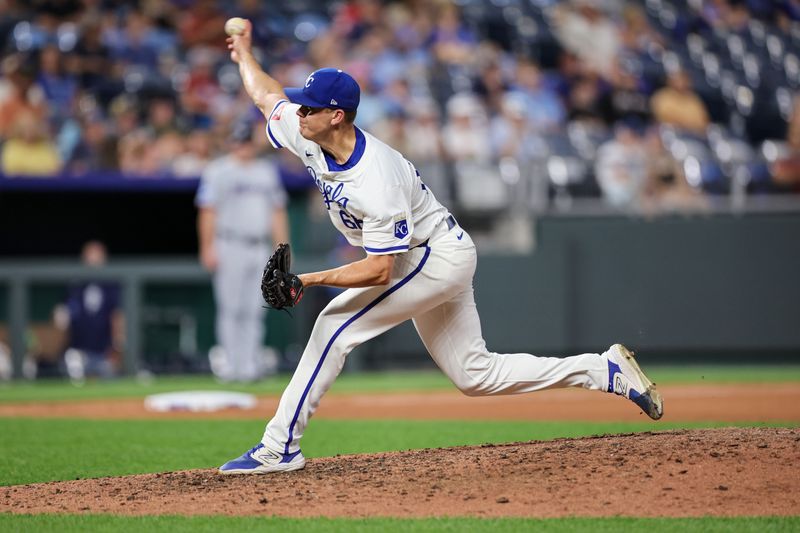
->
xmin=0 ymin=0 xmax=799 ymax=211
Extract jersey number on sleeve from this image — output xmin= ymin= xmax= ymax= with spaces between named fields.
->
xmin=339 ymin=210 xmax=363 ymax=230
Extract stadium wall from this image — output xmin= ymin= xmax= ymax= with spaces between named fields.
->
xmin=2 ymin=209 xmax=799 ymax=372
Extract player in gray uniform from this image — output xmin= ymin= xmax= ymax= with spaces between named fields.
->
xmin=196 ymin=123 xmax=289 ymax=382
xmin=219 ymin=21 xmax=663 ymax=473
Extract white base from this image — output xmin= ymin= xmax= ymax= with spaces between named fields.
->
xmin=144 ymin=390 xmax=257 ymax=412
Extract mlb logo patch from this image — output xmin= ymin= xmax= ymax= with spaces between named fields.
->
xmin=394 ymin=219 xmax=408 ymax=239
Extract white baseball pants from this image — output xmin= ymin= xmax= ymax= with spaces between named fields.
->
xmin=213 ymin=239 xmax=269 ymax=382
xmin=262 ymin=220 xmax=609 ymax=455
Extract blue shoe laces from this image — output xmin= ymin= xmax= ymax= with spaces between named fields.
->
xmin=246 ymin=443 xmax=264 ymax=456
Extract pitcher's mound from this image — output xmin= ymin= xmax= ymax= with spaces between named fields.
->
xmin=2 ymin=427 xmax=798 ymax=518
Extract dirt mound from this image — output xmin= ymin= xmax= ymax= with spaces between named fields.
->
xmin=2 ymin=427 xmax=798 ymax=518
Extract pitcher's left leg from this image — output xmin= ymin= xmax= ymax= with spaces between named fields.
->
xmin=413 ymin=287 xmax=608 ymax=395
xmin=413 ymin=288 xmax=663 ymax=418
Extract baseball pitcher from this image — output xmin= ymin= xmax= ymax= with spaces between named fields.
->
xmin=219 ymin=20 xmax=663 ymax=474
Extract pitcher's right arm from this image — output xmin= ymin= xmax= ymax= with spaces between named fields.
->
xmin=227 ymin=19 xmax=286 ymax=117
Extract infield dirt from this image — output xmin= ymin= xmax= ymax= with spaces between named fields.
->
xmin=1 ymin=427 xmax=798 ymax=518
xmin=1 ymin=383 xmax=799 ymax=421
xmin=2 ymin=384 xmax=799 ymax=518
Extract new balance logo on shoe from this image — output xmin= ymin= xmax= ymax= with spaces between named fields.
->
xmin=255 ymin=449 xmax=281 ymax=463
xmin=606 ymin=344 xmax=663 ymax=420
xmin=614 ymin=374 xmax=628 ymax=396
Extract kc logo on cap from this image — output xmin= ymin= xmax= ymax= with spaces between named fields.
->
xmin=286 ymin=68 xmax=361 ymax=111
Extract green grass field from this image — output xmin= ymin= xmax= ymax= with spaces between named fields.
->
xmin=1 ymin=367 xmax=799 ymax=532
xmin=1 ymin=515 xmax=798 ymax=533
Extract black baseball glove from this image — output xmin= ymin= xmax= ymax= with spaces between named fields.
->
xmin=261 ymin=243 xmax=304 ymax=310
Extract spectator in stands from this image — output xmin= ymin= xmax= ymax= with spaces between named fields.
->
xmin=117 ymin=95 xmax=184 ymax=176
xmin=0 ymin=2 xmax=25 ymax=50
xmin=67 ymin=116 xmax=118 ymax=174
xmin=0 ymin=54 xmax=48 ymax=140
xmin=54 ymin=240 xmax=124 ymax=382
xmin=443 ymin=92 xmax=497 ymax=210
xmin=642 ymin=127 xmax=709 ymax=212
xmin=145 ymin=96 xmax=182 ymax=137
xmin=333 ymin=0 xmax=385 ymax=42
xmin=383 ymin=1 xmax=435 ymax=75
xmin=117 ymin=130 xmax=151 ymax=176
xmin=473 ymin=50 xmax=511 ymax=115
xmin=490 ymin=93 xmax=533 ymax=160
xmin=403 ymin=98 xmax=450 ymax=205
xmin=37 ymin=44 xmax=78 ymax=128
xmin=350 ymin=26 xmax=406 ymax=93
xmin=550 ymin=51 xmax=584 ymax=104
xmin=594 ymin=119 xmax=649 ymax=208
xmin=599 ymin=61 xmax=652 ymax=127
xmin=150 ymin=130 xmax=186 ymax=174
xmin=307 ymin=27 xmax=347 ymax=72
xmin=775 ymin=1 xmax=800 ymax=31
xmin=567 ymin=75 xmax=606 ymax=128
xmin=73 ymin=16 xmax=112 ymax=93
xmin=429 ymin=1 xmax=477 ymax=63
xmin=381 ymin=76 xmax=413 ymax=113
xmin=0 ymin=110 xmax=61 ymax=176
xmin=106 ymin=9 xmax=162 ymax=72
xmin=510 ymin=59 xmax=565 ymax=134
xmin=650 ymin=69 xmax=711 ymax=135
xmin=372 ymin=106 xmax=411 ymax=155
xmin=442 ymin=93 xmax=491 ymax=163
xmin=697 ymin=0 xmax=753 ymax=34
xmin=180 ymin=46 xmax=223 ymax=129
xmin=108 ymin=94 xmax=141 ymax=138
xmin=553 ymin=0 xmax=620 ymax=78
xmin=618 ymin=3 xmax=666 ymax=56
xmin=178 ymin=0 xmax=228 ymax=50
xmin=428 ymin=0 xmax=478 ymax=90
xmin=172 ymin=129 xmax=214 ymax=177
xmin=404 ymin=98 xmax=445 ymax=166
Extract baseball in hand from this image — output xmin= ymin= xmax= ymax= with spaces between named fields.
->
xmin=224 ymin=17 xmax=247 ymax=36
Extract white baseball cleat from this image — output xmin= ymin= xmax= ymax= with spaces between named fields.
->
xmin=218 ymin=443 xmax=306 ymax=474
xmin=605 ymin=344 xmax=663 ymax=420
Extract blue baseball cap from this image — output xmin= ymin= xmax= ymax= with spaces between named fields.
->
xmin=284 ymin=68 xmax=360 ymax=111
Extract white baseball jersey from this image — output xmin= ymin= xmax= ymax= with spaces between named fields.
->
xmin=252 ymin=98 xmax=616 ymax=460
xmin=266 ymin=100 xmax=448 ymax=253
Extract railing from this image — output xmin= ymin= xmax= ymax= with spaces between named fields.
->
xmin=0 ymin=258 xmax=328 ymax=378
